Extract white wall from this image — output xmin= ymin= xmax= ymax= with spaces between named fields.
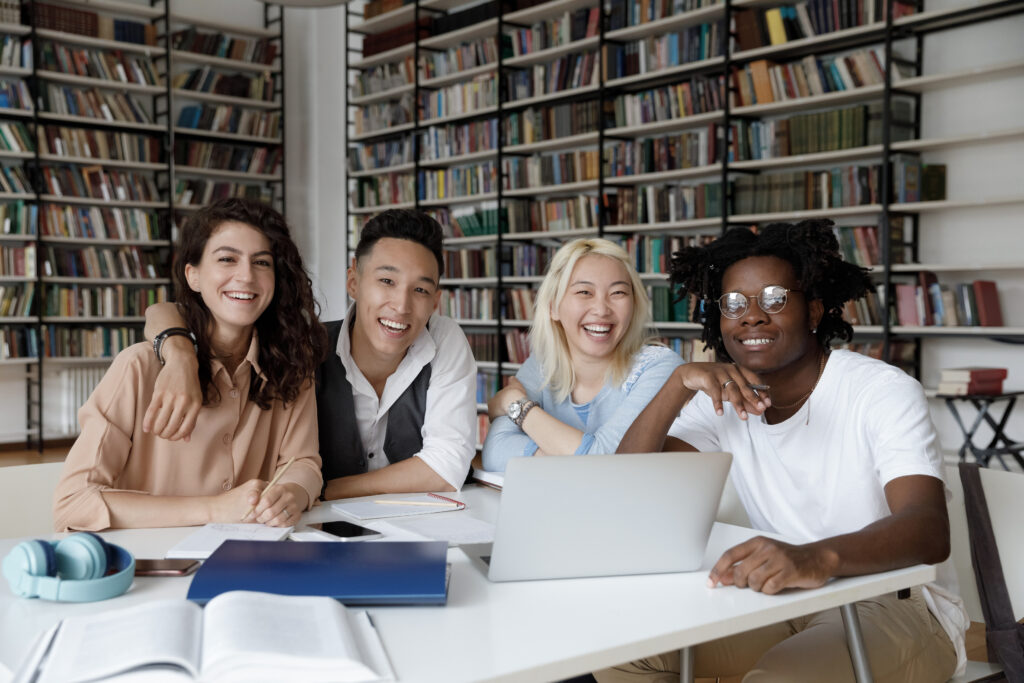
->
xmin=911 ymin=12 xmax=1024 ymax=456
xmin=282 ymin=4 xmax=350 ymax=321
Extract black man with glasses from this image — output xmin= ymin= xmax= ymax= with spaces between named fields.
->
xmin=601 ymin=221 xmax=967 ymax=683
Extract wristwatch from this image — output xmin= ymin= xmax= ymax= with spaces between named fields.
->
xmin=153 ymin=327 xmax=198 ymax=366
xmin=507 ymin=398 xmax=538 ymax=428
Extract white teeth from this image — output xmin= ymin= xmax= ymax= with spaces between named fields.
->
xmin=742 ymin=338 xmax=772 ymax=346
xmin=379 ymin=319 xmax=409 ymax=331
xmin=226 ymin=292 xmax=255 ymax=300
xmin=583 ymin=324 xmax=611 ymax=333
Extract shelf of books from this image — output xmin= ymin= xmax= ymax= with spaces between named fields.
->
xmin=344 ymin=0 xmax=1024 ymax=417
xmin=166 ymin=2 xmax=284 ymax=226
xmin=0 ymin=0 xmax=287 ymax=447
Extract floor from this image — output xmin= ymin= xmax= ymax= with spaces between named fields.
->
xmin=0 ymin=446 xmax=992 ymax=665
xmin=0 ymin=445 xmax=69 ymax=467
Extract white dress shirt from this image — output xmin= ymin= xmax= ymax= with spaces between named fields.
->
xmin=335 ymin=305 xmax=477 ymax=489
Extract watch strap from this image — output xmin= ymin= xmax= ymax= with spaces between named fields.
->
xmin=153 ymin=327 xmax=198 ymax=366
xmin=511 ymin=399 xmax=538 ymax=428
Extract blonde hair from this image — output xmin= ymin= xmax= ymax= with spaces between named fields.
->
xmin=529 ymin=238 xmax=654 ymax=403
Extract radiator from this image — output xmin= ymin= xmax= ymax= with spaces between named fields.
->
xmin=60 ymin=366 xmax=106 ymax=436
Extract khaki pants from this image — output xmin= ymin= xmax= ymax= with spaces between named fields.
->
xmin=595 ymin=589 xmax=957 ymax=683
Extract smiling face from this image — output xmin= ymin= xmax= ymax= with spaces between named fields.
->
xmin=185 ymin=220 xmax=275 ymax=344
xmin=347 ymin=237 xmax=442 ymax=368
xmin=719 ymin=255 xmax=823 ymax=376
xmin=552 ymin=254 xmax=634 ymax=365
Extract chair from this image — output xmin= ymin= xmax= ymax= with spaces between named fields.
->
xmin=0 ymin=462 xmax=66 ymax=538
xmin=946 ymin=464 xmax=1024 ymax=682
xmin=715 ymin=472 xmax=751 ymax=527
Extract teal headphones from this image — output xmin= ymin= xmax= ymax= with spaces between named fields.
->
xmin=2 ymin=532 xmax=135 ymax=602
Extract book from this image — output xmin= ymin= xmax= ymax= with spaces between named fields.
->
xmin=972 ymin=280 xmax=1003 ymax=327
xmin=186 ymin=539 xmax=449 ymax=605
xmin=332 ymin=493 xmax=467 ymax=521
xmin=165 ymin=523 xmax=293 ymax=560
xmin=894 ymin=282 xmax=919 ymax=326
xmin=17 ymin=591 xmax=393 ymax=683
xmin=940 ymin=367 xmax=1008 ymax=383
xmin=936 ymin=379 xmax=1004 ymax=396
xmin=471 ymin=469 xmax=505 ymax=490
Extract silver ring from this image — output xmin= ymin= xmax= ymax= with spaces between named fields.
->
xmin=722 ymin=379 xmax=736 ymax=389
xmin=281 ymin=508 xmax=289 ymax=519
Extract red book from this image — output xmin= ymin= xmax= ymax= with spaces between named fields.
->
xmin=937 ymin=379 xmax=1004 ymax=396
xmin=972 ymin=280 xmax=1003 ymax=327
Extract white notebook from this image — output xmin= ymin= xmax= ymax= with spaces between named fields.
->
xmin=165 ymin=523 xmax=292 ymax=559
xmin=331 ymin=493 xmax=466 ymax=521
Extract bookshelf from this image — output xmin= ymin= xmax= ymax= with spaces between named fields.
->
xmin=0 ymin=0 xmax=285 ymax=448
xmin=344 ymin=0 xmax=1024 ymax=434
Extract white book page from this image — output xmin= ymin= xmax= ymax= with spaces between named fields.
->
xmin=200 ymin=591 xmax=381 ymax=683
xmin=165 ymin=523 xmax=292 ymax=559
xmin=38 ymin=600 xmax=201 ymax=683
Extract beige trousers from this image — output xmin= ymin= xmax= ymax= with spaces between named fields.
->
xmin=595 ymin=589 xmax=957 ymax=683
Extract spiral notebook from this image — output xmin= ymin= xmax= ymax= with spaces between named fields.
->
xmin=331 ymin=493 xmax=466 ymax=521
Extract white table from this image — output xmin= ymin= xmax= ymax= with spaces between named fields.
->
xmin=0 ymin=485 xmax=935 ymax=682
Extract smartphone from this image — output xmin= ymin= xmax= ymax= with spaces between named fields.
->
xmin=320 ymin=521 xmax=383 ymax=541
xmin=134 ymin=559 xmax=200 ymax=577
xmin=290 ymin=521 xmax=382 ymax=542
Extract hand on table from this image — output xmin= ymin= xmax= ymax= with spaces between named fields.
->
xmin=707 ymin=536 xmax=836 ymax=595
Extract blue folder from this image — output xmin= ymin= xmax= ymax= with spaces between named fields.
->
xmin=186 ymin=540 xmax=449 ymax=605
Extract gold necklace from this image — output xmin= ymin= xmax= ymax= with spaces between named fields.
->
xmin=769 ymin=351 xmax=827 ymax=411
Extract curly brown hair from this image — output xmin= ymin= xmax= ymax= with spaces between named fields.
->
xmin=173 ymin=198 xmax=328 ymax=409
xmin=669 ymin=219 xmax=872 ymax=362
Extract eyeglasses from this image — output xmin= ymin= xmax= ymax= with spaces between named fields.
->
xmin=717 ymin=285 xmax=801 ymax=319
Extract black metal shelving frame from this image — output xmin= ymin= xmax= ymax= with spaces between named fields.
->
xmin=345 ymin=0 xmax=1024 ymax=387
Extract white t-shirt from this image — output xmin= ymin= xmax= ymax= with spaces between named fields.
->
xmin=668 ymin=349 xmax=969 ymax=673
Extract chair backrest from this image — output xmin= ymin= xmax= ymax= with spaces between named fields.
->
xmin=715 ymin=471 xmax=751 ymax=527
xmin=945 ymin=463 xmax=983 ymax=621
xmin=971 ymin=465 xmax=1024 ymax=621
xmin=0 ymin=462 xmax=66 ymax=537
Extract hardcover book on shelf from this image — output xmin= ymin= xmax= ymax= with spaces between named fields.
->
xmin=971 ymin=280 xmax=1003 ymax=327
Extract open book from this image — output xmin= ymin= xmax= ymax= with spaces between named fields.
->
xmin=18 ymin=591 xmax=393 ymax=683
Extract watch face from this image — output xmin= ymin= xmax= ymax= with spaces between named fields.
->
xmin=508 ymin=401 xmax=522 ymax=420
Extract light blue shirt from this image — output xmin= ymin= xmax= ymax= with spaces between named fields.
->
xmin=482 ymin=345 xmax=683 ymax=472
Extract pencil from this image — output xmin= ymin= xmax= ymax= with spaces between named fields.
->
xmin=242 ymin=456 xmax=296 ymax=521
xmin=373 ymin=499 xmax=460 ymax=508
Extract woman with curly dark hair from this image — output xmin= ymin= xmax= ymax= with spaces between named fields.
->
xmin=53 ymin=198 xmax=327 ymax=531
xmin=602 ymin=220 xmax=967 ymax=683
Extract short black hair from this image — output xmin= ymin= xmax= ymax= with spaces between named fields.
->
xmin=355 ymin=209 xmax=445 ymax=278
xmin=669 ymin=219 xmax=872 ymax=361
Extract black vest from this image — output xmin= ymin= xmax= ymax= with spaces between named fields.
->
xmin=316 ymin=320 xmax=431 ymax=488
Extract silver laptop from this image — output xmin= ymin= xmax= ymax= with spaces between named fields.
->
xmin=468 ymin=451 xmax=732 ymax=582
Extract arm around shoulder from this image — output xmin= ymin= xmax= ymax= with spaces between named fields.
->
xmin=141 ymin=303 xmax=203 ymax=441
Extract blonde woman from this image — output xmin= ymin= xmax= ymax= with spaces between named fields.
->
xmin=482 ymin=238 xmax=683 ymax=471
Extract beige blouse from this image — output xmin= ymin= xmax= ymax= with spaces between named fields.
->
xmin=53 ymin=335 xmax=322 ymax=532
